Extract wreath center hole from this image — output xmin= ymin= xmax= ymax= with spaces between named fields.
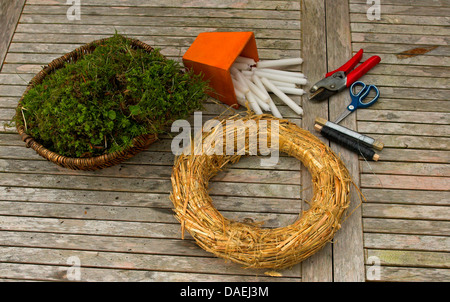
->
xmin=208 ymin=155 xmax=306 ymax=228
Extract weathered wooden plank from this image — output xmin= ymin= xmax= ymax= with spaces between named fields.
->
xmin=350 ymin=13 xmax=450 ymax=26
xmin=349 ymin=4 xmax=450 ymax=16
xmin=0 ymin=74 xmax=33 ymax=86
xmin=300 ymin=0 xmax=333 ymax=282
xmin=361 ymin=174 xmax=450 ymax=191
xmin=360 ymin=161 xmax=450 ymax=176
xmin=0 ymin=64 xmax=44 ymax=75
xmin=366 ymin=135 xmax=450 ymax=150
xmin=363 ymin=203 xmax=450 ymax=220
xmin=0 ymin=215 xmax=182 ymax=239
xmin=0 ymin=246 xmax=302 ymax=277
xmin=22 ymin=4 xmax=301 ymax=20
xmin=7 ymin=41 xmax=299 ymax=57
xmin=364 ymin=233 xmax=450 ymax=252
xmin=366 ymin=249 xmax=450 ymax=269
xmin=326 ymin=0 xmax=364 ymax=282
xmin=362 ymin=188 xmax=450 ymax=205
xmin=0 ymin=198 xmax=297 ymax=229
xmin=0 ymin=172 xmax=301 ymax=199
xmin=0 ymin=0 xmax=26 ymax=70
xmin=14 ymin=24 xmax=301 ymax=40
xmin=358 ymin=87 xmax=448 ymax=100
xmin=359 ymin=74 xmax=448 ymax=89
xmin=0 ymin=185 xmax=302 ymax=215
xmin=364 ymin=52 xmax=450 ymax=67
xmin=5 ymin=43 xmax=194 ymax=60
xmin=352 ymin=43 xmax=450 ymax=57
xmin=0 ymin=97 xmax=20 ymax=108
xmin=364 ymin=217 xmax=450 ymax=236
xmin=367 ymin=98 xmax=449 ymax=112
xmin=0 ymin=145 xmax=170 ymax=163
xmin=26 ymin=0 xmax=301 ymax=10
xmin=376 ymin=148 xmax=449 ymax=163
xmin=0 ymin=158 xmax=301 ymax=185
xmin=0 ymin=262 xmax=297 ymax=281
xmin=351 ymin=23 xmax=450 ymax=36
xmin=0 ymin=185 xmax=170 ymax=207
xmin=358 ymin=122 xmax=450 ymax=137
xmin=366 ymin=265 xmax=450 ymax=282
xmin=0 ymin=230 xmax=206 ymax=256
xmin=0 ymin=217 xmax=299 ymax=276
xmin=0 ymin=171 xmax=172 ymax=193
xmin=19 ymin=14 xmax=300 ymax=30
xmin=350 ymin=0 xmax=450 ymax=6
xmin=366 ymin=64 xmax=449 ymax=78
xmin=352 ymin=32 xmax=449 ymax=47
xmin=0 ymin=84 xmax=26 ymax=97
xmin=357 ymin=110 xmax=450 ymax=125
xmin=10 ymin=32 xmax=301 ymax=50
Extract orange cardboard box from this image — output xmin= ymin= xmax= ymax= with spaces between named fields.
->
xmin=182 ymin=32 xmax=259 ymax=107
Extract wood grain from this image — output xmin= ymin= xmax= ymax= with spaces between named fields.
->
xmin=300 ymin=0 xmax=333 ymax=282
xmin=326 ymin=0 xmax=365 ymax=282
xmin=0 ymin=0 xmax=26 ymax=71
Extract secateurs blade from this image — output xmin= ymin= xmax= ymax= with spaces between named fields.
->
xmin=309 ymin=49 xmax=381 ymax=102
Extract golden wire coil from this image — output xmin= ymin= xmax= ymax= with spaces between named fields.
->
xmin=170 ymin=114 xmax=352 ymax=269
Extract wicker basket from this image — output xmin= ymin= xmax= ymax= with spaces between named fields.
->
xmin=16 ymin=36 xmax=159 ymax=171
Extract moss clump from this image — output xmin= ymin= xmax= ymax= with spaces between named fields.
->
xmin=15 ymin=34 xmax=208 ymax=158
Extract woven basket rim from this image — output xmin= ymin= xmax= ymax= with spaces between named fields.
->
xmin=15 ymin=35 xmax=159 ymax=170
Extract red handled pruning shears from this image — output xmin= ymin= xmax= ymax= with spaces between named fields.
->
xmin=309 ymin=49 xmax=381 ymax=102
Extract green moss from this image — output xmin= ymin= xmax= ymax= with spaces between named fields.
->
xmin=15 ymin=34 xmax=208 ymax=158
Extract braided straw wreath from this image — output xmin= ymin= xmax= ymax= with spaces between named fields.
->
xmin=170 ymin=114 xmax=352 ymax=269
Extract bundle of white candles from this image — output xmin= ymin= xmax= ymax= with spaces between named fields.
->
xmin=230 ymin=56 xmax=306 ymax=118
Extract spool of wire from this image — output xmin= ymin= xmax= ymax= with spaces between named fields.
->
xmin=315 ymin=117 xmax=383 ymax=151
xmin=315 ymin=124 xmax=379 ymax=161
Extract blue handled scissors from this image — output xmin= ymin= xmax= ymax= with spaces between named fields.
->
xmin=334 ymin=81 xmax=380 ymax=124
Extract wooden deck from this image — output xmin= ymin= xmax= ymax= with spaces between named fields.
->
xmin=0 ymin=0 xmax=448 ymax=282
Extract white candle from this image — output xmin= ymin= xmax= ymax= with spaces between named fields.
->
xmin=250 ymin=75 xmax=283 ymax=119
xmin=245 ymin=91 xmax=263 ymax=115
xmin=232 ymin=62 xmax=250 ymax=71
xmin=230 ymin=66 xmax=242 ymax=78
xmin=239 ymin=71 xmax=270 ymax=104
xmin=235 ymin=56 xmax=256 ymax=66
xmin=256 ymin=58 xmax=303 ymax=68
xmin=251 ymin=74 xmax=270 ymax=98
xmin=234 ymin=71 xmax=252 ymax=96
xmin=268 ymin=99 xmax=283 ymax=119
xmin=261 ymin=77 xmax=303 ymax=115
xmin=252 ymin=91 xmax=271 ymax=111
xmin=255 ymin=68 xmax=305 ymax=78
xmin=234 ymin=87 xmax=246 ymax=100
xmin=241 ymin=70 xmax=254 ymax=77
xmin=236 ymin=96 xmax=247 ymax=107
xmin=269 ymin=86 xmax=305 ymax=96
xmin=252 ymin=75 xmax=283 ymax=118
xmin=232 ymin=78 xmax=249 ymax=94
xmin=254 ymin=70 xmax=307 ymax=85
xmin=268 ymin=80 xmax=296 ymax=88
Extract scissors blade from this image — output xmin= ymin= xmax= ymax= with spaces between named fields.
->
xmin=334 ymin=109 xmax=352 ymax=124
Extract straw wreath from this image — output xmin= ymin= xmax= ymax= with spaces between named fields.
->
xmin=170 ymin=114 xmax=352 ymax=269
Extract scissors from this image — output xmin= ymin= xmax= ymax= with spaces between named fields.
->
xmin=334 ymin=81 xmax=380 ymax=124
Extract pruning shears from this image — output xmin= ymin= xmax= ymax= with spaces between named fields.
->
xmin=308 ymin=49 xmax=381 ymax=102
